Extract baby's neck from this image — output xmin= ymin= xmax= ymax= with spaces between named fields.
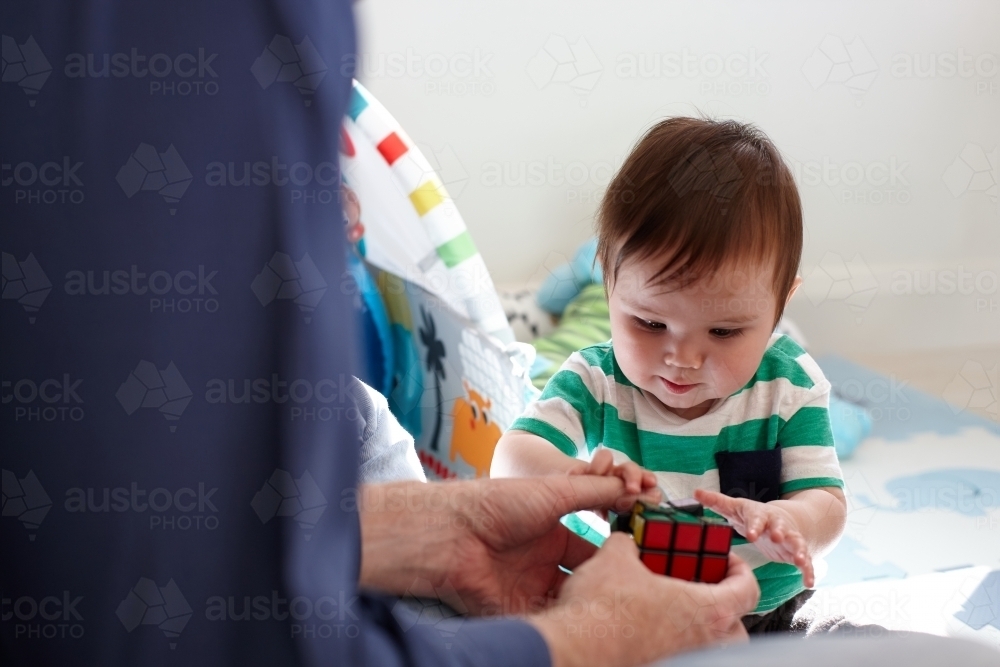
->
xmin=658 ymin=397 xmax=716 ymax=420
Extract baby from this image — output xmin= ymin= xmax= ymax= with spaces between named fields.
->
xmin=491 ymin=118 xmax=847 ymax=633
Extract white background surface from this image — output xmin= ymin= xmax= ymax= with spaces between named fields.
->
xmin=353 ymin=0 xmax=999 ymax=357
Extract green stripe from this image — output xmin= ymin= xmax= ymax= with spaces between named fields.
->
xmin=780 ymin=406 xmax=835 ymax=447
xmin=533 ymin=374 xmax=841 ymax=485
xmin=539 ymin=371 xmax=642 ymax=459
xmin=533 ymin=368 xmax=842 ymax=474
xmin=732 ymin=336 xmax=815 ymax=396
xmin=770 ymin=334 xmax=806 ymax=359
xmin=509 ymin=418 xmax=578 ymax=457
xmin=576 ymin=344 xmax=635 ymax=388
xmin=561 ymin=513 xmax=606 ymax=547
xmin=436 ymin=231 xmax=477 ymax=268
xmin=752 ymin=562 xmax=804 ymax=613
xmin=780 ymin=476 xmax=845 ymax=494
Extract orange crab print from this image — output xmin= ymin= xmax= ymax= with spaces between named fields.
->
xmin=449 ymin=381 xmax=502 ymax=478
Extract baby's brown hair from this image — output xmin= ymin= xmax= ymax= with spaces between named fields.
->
xmin=597 ymin=117 xmax=802 ymax=327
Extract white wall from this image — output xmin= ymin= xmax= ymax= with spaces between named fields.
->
xmin=353 ymin=0 xmax=999 ymax=356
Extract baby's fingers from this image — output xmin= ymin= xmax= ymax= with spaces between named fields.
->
xmin=743 ymin=508 xmax=769 ymax=541
xmin=617 ymin=463 xmax=645 ymax=494
xmin=783 ymin=532 xmax=813 ymax=587
xmin=586 ymin=449 xmax=614 ymax=476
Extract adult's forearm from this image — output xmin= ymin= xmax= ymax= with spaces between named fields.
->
xmin=357 ymin=481 xmax=464 ymax=595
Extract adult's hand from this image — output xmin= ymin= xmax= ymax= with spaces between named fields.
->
xmin=357 ymin=476 xmax=759 ymax=666
xmin=531 ymin=534 xmax=760 ymax=667
xmin=357 ymin=475 xmax=640 ymax=613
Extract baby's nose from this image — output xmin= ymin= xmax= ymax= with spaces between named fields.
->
xmin=664 ymin=342 xmax=703 ymax=370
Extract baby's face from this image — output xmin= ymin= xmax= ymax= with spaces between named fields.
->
xmin=608 ymin=255 xmax=792 ymax=420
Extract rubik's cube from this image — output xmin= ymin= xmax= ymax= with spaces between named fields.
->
xmin=611 ymin=499 xmax=733 ymax=583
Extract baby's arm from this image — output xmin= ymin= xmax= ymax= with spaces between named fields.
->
xmin=491 ymin=429 xmax=583 ymax=477
xmin=491 ymin=431 xmax=658 ymax=497
xmin=694 ymin=487 xmax=846 ymax=587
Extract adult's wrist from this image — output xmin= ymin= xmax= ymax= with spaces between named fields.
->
xmin=357 ymin=481 xmax=466 ymax=595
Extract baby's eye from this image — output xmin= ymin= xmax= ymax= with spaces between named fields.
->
xmin=710 ymin=328 xmax=742 ymax=339
xmin=634 ymin=317 xmax=666 ymax=331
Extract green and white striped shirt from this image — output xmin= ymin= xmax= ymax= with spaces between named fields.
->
xmin=511 ymin=333 xmax=843 ymax=612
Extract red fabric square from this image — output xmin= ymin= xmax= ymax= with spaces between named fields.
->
xmin=640 ymin=551 xmax=668 ymax=576
xmin=703 ymin=524 xmax=732 ymax=555
xmin=376 ymin=132 xmax=408 ymax=165
xmin=669 ymin=553 xmax=698 ymax=581
xmin=643 ymin=520 xmax=673 ymax=549
xmin=674 ymin=523 xmax=703 ymax=552
xmin=697 ymin=555 xmax=728 ymax=583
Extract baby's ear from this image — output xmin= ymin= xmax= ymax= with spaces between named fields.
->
xmin=784 ymin=275 xmax=804 ymax=306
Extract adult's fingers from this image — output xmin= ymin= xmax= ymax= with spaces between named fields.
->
xmin=711 ymin=553 xmax=761 ymax=617
xmin=557 ymin=525 xmax=601 ymax=573
xmin=541 ymin=474 xmax=633 ymax=518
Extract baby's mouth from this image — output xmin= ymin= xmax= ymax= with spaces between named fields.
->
xmin=660 ymin=377 xmax=698 ymax=395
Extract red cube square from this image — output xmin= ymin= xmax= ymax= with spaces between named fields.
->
xmin=697 ymin=555 xmax=728 ymax=583
xmin=640 ymin=551 xmax=669 ymax=576
xmin=376 ymin=132 xmax=409 ymax=166
xmin=643 ymin=520 xmax=673 ymax=549
xmin=669 ymin=553 xmax=698 ymax=581
xmin=674 ymin=523 xmax=703 ymax=552
xmin=703 ymin=524 xmax=732 ymax=555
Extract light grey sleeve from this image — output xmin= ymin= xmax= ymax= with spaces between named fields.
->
xmin=351 ymin=377 xmax=427 ymax=484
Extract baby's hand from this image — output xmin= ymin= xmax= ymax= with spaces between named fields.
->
xmin=573 ymin=449 xmax=660 ymax=498
xmin=694 ymin=489 xmax=815 ymax=587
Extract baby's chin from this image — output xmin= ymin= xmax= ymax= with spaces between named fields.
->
xmin=644 ymin=383 xmax=719 ymax=412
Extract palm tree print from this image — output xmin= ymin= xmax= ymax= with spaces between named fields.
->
xmin=419 ymin=306 xmax=446 ymax=452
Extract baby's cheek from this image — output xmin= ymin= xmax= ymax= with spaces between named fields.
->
xmin=712 ymin=351 xmax=759 ymax=393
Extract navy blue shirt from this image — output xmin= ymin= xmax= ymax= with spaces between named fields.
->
xmin=1 ymin=2 xmax=549 ymax=665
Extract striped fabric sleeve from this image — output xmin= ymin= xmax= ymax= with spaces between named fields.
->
xmin=778 ymin=356 xmax=844 ymax=493
xmin=509 ymin=352 xmax=603 ymax=458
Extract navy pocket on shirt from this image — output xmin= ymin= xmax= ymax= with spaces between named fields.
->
xmin=715 ymin=448 xmax=782 ymax=503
